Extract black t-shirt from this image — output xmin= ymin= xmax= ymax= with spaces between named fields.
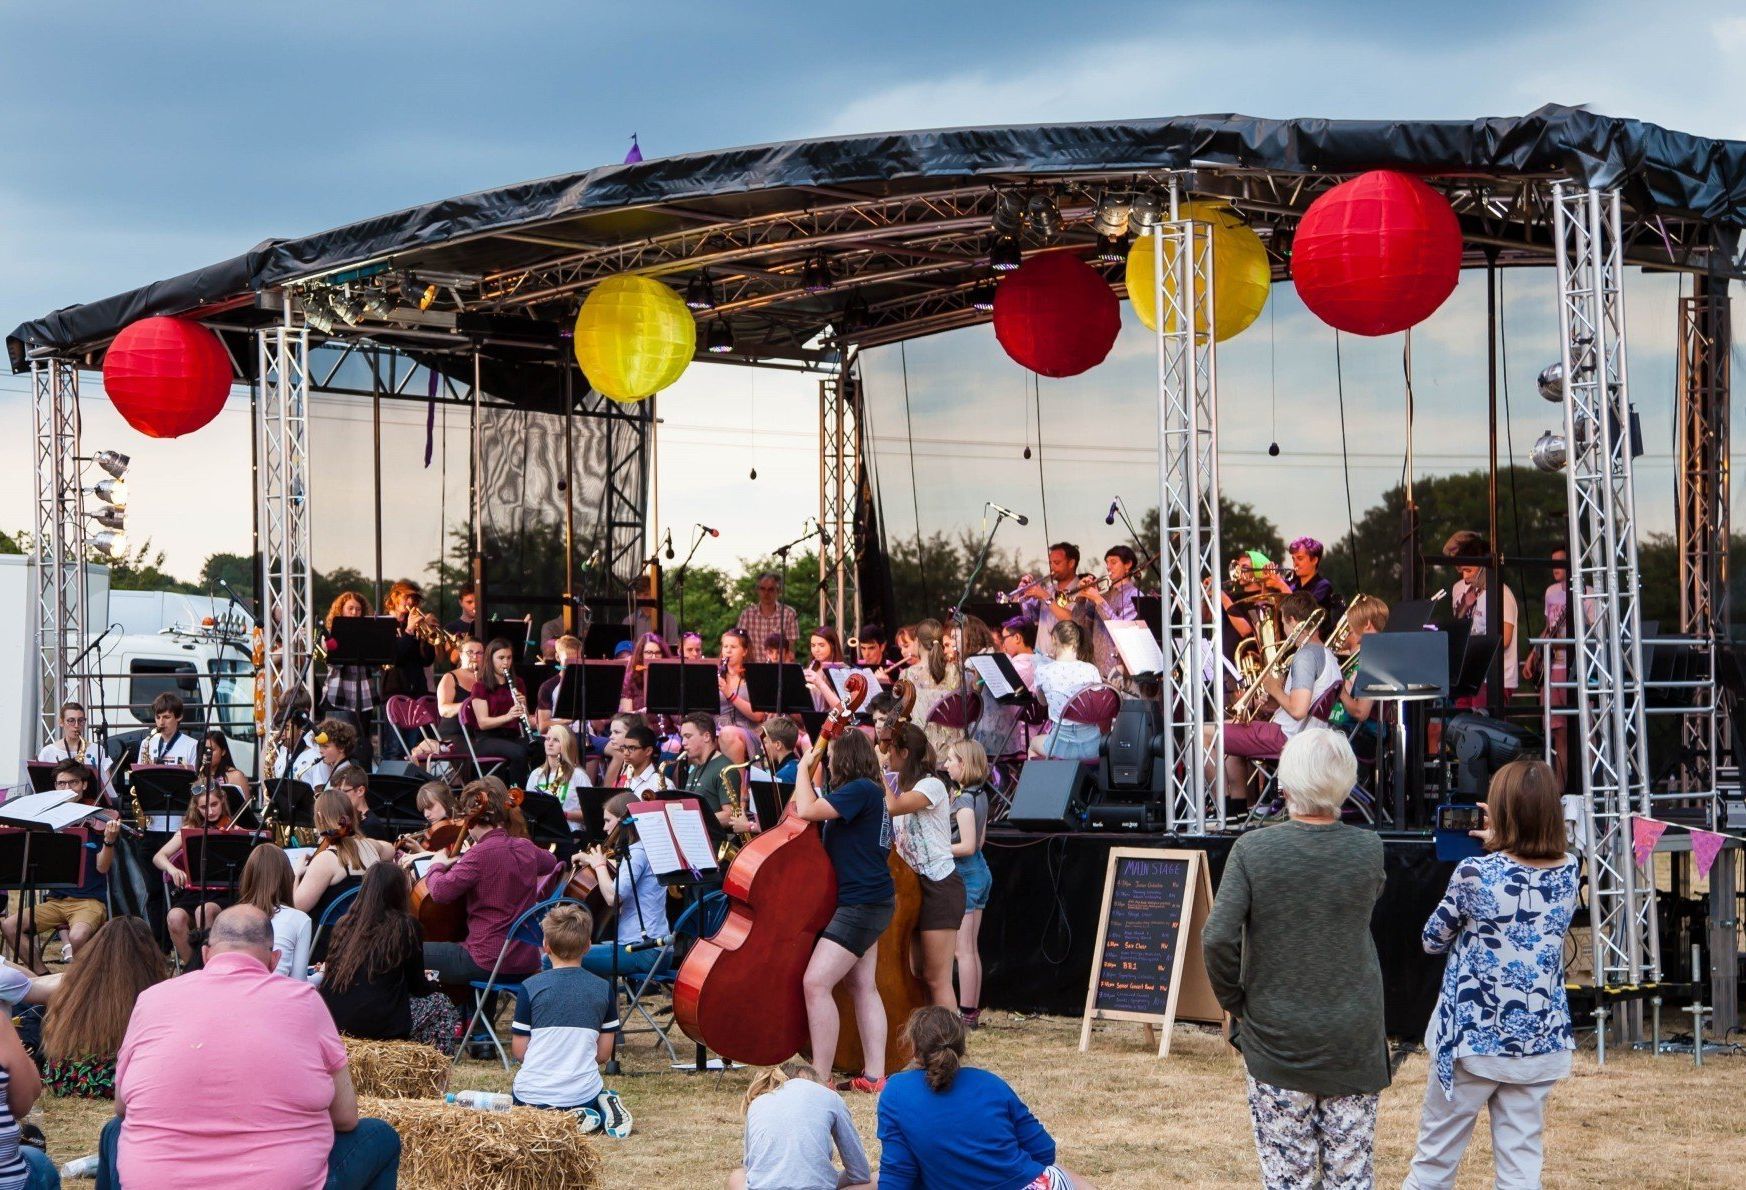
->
xmin=320 ymin=922 xmax=435 ymax=1041
xmin=821 ymin=777 xmax=894 ymax=907
xmin=389 ymin=631 xmax=435 ymax=698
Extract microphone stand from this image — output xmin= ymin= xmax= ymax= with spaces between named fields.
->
xmin=949 ymin=509 xmax=1015 ymax=739
xmin=1110 ymin=498 xmax=1157 ymax=583
xmin=769 ymin=522 xmax=823 ymax=722
xmin=674 ymin=527 xmax=711 ymax=718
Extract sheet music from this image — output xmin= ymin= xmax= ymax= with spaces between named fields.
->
xmin=664 ymin=802 xmax=719 ymax=872
xmin=830 ymin=667 xmax=881 ymax=710
xmin=966 ymin=654 xmax=1016 ymax=699
xmin=0 ymin=790 xmax=100 ymax=831
xmin=1107 ymin=620 xmax=1165 ymax=677
xmin=748 ymin=765 xmax=774 ymax=783
xmin=626 ymin=801 xmax=685 ymax=875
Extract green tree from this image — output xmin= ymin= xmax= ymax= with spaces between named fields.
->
xmin=884 ymin=530 xmax=1026 ymax=626
xmin=0 ymin=528 xmax=24 ymax=555
xmin=1138 ymin=498 xmax=1285 ymax=566
xmin=103 ymin=538 xmax=199 ymax=592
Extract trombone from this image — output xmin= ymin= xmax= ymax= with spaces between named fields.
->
xmin=1228 ymin=608 xmax=1324 ymax=724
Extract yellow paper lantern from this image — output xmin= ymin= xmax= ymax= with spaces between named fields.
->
xmin=572 ymin=275 xmax=696 ymax=402
xmin=1126 ymin=201 xmax=1270 ymax=342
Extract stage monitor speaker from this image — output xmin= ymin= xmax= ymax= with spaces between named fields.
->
xmin=373 ymin=759 xmax=434 ymax=782
xmin=1100 ymin=698 xmax=1165 ymax=794
xmin=1005 ymin=760 xmax=1089 ymax=832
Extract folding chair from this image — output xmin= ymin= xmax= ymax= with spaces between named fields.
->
xmin=388 ymin=695 xmax=481 ymax=783
xmin=925 ymin=690 xmax=982 ymax=734
xmin=308 ymin=885 xmax=361 ymax=971
xmin=616 ymin=891 xmax=727 ymax=1066
xmin=461 ymin=890 xmax=587 ymax=1069
xmin=1044 ymin=685 xmax=1120 ymax=759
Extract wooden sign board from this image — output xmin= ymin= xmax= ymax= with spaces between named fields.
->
xmin=1079 ymin=847 xmax=1220 ymax=1057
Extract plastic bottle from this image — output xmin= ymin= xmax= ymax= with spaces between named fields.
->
xmin=445 ymin=1090 xmax=514 ymax=1112
xmin=60 ymin=1155 xmax=101 ymax=1179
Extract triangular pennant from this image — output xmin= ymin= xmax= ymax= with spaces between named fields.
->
xmin=624 ymin=133 xmax=643 ymax=164
xmin=1631 ymin=816 xmax=1668 ymax=868
xmin=1691 ymin=829 xmax=1727 ymax=880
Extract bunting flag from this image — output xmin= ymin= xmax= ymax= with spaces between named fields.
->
xmin=1691 ymin=829 xmax=1727 ymax=880
xmin=624 ymin=133 xmax=643 ymax=164
xmin=1631 ymin=816 xmax=1668 ymax=868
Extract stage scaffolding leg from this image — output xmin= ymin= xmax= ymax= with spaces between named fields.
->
xmin=819 ymin=372 xmax=858 ymax=632
xmin=1676 ymin=279 xmax=1729 ymax=808
xmin=1551 ymin=185 xmax=1659 ymax=1013
xmin=1156 ymin=199 xmax=1222 ymax=832
xmin=255 ymin=305 xmax=316 ymax=748
xmin=32 ymin=359 xmax=86 ymax=743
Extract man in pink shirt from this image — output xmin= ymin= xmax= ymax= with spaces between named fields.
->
xmin=97 ymin=905 xmax=400 ymax=1189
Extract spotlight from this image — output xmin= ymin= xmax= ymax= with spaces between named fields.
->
xmin=991 ymin=190 xmax=1026 ymax=236
xmin=304 ymin=303 xmax=336 ymax=335
xmin=1090 ymin=192 xmax=1132 ymax=238
xmin=684 ymin=273 xmax=717 ymax=310
xmin=418 ymin=283 xmax=440 ymax=312
xmin=335 ymin=293 xmax=366 ymax=326
xmin=85 ymin=477 xmax=128 ymax=507
xmin=802 ymin=252 xmax=834 ymax=293
xmin=1531 ymin=430 xmax=1567 ymax=473
xmin=90 ymin=531 xmax=128 ymax=560
xmin=360 ymin=291 xmax=392 ymax=320
xmin=1130 ymin=191 xmax=1163 ymax=234
xmin=88 ymin=506 xmax=125 ymax=531
xmin=1093 ymin=234 xmax=1129 ymax=264
xmin=970 ymin=281 xmax=997 ymax=312
xmin=1537 ymin=362 xmax=1564 ymax=403
xmin=93 ymin=450 xmax=129 ymax=479
xmin=705 ymin=321 xmax=734 ymax=354
xmin=989 ymin=236 xmax=1022 ymax=272
xmin=1025 ymin=192 xmax=1061 ymax=239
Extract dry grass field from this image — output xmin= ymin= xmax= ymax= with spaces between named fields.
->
xmin=34 ymin=1009 xmax=1745 ymax=1187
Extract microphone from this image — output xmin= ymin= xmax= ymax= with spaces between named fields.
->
xmin=988 ymin=503 xmax=1030 ymax=527
xmin=663 ymin=530 xmax=674 ymax=561
xmin=1105 ymin=499 xmax=1119 ymax=526
xmin=813 ymin=518 xmax=831 ymax=547
xmin=698 ymin=524 xmax=721 ymax=538
xmin=624 ymin=933 xmax=674 ymax=954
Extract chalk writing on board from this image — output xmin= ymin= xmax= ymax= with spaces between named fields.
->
xmin=1093 ymin=855 xmax=1188 ymax=1016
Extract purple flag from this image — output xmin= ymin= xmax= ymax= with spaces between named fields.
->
xmin=1631 ymin=816 xmax=1668 ymax=868
xmin=1692 ymin=829 xmax=1727 ymax=880
xmin=624 ymin=133 xmax=643 ymax=164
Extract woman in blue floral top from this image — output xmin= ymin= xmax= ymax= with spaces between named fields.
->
xmin=1405 ymin=759 xmax=1578 ymax=1190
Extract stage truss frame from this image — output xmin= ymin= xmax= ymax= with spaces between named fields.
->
xmin=255 ymin=306 xmax=316 ymax=743
xmin=818 ymin=370 xmax=860 ymax=632
xmin=31 ymin=359 xmax=86 ymax=743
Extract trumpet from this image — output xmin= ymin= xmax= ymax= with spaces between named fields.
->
xmin=405 ymin=607 xmax=463 ymax=655
xmin=1054 ymin=573 xmax=1110 ymax=607
xmin=1228 ymin=608 xmax=1324 ymax=724
xmin=996 ymin=574 xmax=1038 ymax=604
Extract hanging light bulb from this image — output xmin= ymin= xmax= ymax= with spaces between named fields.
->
xmin=970 ymin=281 xmax=997 ymax=312
xmin=88 ymin=506 xmax=125 ymax=531
xmin=1268 ymin=442 xmax=1281 ymax=457
xmin=989 ymin=236 xmax=1022 ymax=273
xmin=990 ymin=190 xmax=1026 ymax=236
xmin=685 ymin=272 xmax=718 ymax=310
xmin=706 ymin=321 xmax=734 ymax=354
xmin=1537 ymin=361 xmax=1564 ymax=403
xmin=86 ymin=477 xmax=128 ymax=507
xmin=1025 ymin=192 xmax=1061 ymax=240
xmin=802 ymin=252 xmax=834 ymax=293
xmin=93 ymin=450 xmax=129 ymax=479
xmin=839 ymin=291 xmax=869 ymax=333
xmin=1531 ymin=430 xmax=1567 ymax=473
xmin=749 ymin=467 xmax=758 ymax=480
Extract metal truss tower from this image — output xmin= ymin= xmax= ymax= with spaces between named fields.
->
xmin=1154 ymin=205 xmax=1223 ymax=832
xmin=819 ymin=371 xmax=859 ymax=632
xmin=32 ymin=360 xmax=86 ymax=743
xmin=1551 ymin=184 xmax=1659 ymax=990
xmin=255 ymin=309 xmax=316 ymax=745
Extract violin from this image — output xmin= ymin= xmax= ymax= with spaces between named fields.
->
xmin=562 ymin=818 xmax=623 ymax=928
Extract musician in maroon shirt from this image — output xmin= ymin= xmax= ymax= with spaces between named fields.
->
xmin=417 ymin=781 xmax=559 ymax=986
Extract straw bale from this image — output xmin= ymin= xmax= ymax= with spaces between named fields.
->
xmin=343 ymin=1038 xmax=451 ymax=1100
xmin=359 ymin=1096 xmax=604 ymax=1190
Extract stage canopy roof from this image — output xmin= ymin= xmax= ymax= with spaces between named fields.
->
xmin=11 ymin=103 xmax=1746 ymax=376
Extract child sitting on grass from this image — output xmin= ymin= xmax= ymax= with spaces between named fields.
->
xmin=509 ymin=903 xmax=631 ymax=1136
xmin=730 ymin=1059 xmax=871 ymax=1190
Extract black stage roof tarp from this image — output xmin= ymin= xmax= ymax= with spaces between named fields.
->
xmin=12 ymin=103 xmax=1746 ymax=368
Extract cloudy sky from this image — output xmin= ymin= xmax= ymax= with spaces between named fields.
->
xmin=2 ymin=1 xmax=1742 ymax=588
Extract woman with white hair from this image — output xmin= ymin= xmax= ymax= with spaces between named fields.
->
xmin=1201 ymin=729 xmax=1389 ymax=1190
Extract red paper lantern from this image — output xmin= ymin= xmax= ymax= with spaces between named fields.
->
xmin=102 ymin=316 xmax=233 ymax=438
xmin=1290 ymin=170 xmax=1463 ymax=337
xmin=992 ymin=250 xmax=1120 ymax=378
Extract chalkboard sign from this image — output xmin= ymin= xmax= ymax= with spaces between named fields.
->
xmin=1079 ymin=847 xmax=1220 ymax=1057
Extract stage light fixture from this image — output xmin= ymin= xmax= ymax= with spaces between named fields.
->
xmin=304 ymin=303 xmax=336 ymax=335
xmin=1531 ymin=430 xmax=1567 ymax=473
xmin=85 ymin=477 xmax=128 ymax=508
xmin=970 ymin=281 xmax=997 ymax=312
xmin=1090 ymin=192 xmax=1132 ymax=238
xmin=88 ymin=506 xmax=125 ymax=531
xmin=1093 ymin=233 xmax=1129 ymax=263
xmin=989 ymin=235 xmax=1022 ymax=272
xmin=361 ymin=291 xmax=392 ymax=320
xmin=839 ymin=292 xmax=869 ymax=333
xmin=802 ymin=252 xmax=834 ymax=293
xmin=991 ymin=190 xmax=1026 ymax=236
xmin=417 ymin=283 xmax=440 ymax=312
xmin=1537 ymin=361 xmax=1564 ymax=403
xmin=335 ymin=292 xmax=366 ymax=326
xmin=1129 ymin=191 xmax=1163 ymax=233
xmin=684 ymin=272 xmax=718 ymax=310
xmin=91 ymin=530 xmax=128 ymax=559
xmin=1026 ymin=192 xmax=1062 ymax=239
xmin=93 ymin=450 xmax=130 ymax=479
xmin=705 ymin=320 xmax=734 ymax=354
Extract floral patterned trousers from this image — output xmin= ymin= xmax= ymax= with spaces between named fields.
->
xmin=1245 ymin=1074 xmax=1379 ymax=1190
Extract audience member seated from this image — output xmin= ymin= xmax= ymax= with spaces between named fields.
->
xmin=876 ymin=1005 xmax=1096 ymax=1190
xmin=40 ymin=918 xmax=167 ymax=1100
xmin=319 ymin=864 xmax=462 ymax=1055
xmin=99 ymin=906 xmax=401 ymax=1189
xmin=295 ymin=792 xmax=383 ymax=963
xmin=238 ymin=844 xmax=312 ymax=980
xmin=729 ymin=1059 xmax=871 ymax=1190
xmin=509 ymin=904 xmax=630 ymax=1137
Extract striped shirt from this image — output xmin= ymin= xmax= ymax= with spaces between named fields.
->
xmin=0 ymin=1066 xmax=23 ymax=1190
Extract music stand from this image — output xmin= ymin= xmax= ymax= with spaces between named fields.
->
xmin=745 ymin=779 xmax=790 ymax=826
xmin=129 ymin=767 xmax=199 ymax=833
xmin=553 ymin=662 xmax=625 ymax=724
xmin=182 ymin=828 xmax=262 ymax=901
xmin=964 ymin=653 xmax=1034 ymax=705
xmin=1449 ymin=633 xmax=1499 ymax=700
xmin=0 ymin=826 xmax=86 ymax=969
xmin=329 ymin=617 xmax=399 ymax=665
xmin=574 ymin=786 xmax=613 ymax=845
xmin=518 ymin=790 xmax=575 ymax=860
xmin=584 ymin=623 xmax=634 ymax=660
xmin=364 ymin=776 xmax=424 ymax=835
xmin=645 ymin=661 xmax=720 ymax=718
xmin=960 ymin=602 xmax=1010 ymax=632
xmin=1386 ymin=599 xmax=1443 ymax=632
xmin=484 ymin=620 xmax=533 ymax=661
xmin=1354 ymin=631 xmax=1451 ymax=829
xmin=1133 ymin=595 xmax=1163 ymax=641
xmin=266 ymin=779 xmax=318 ymax=841
xmin=744 ymin=664 xmax=813 ymax=715
xmin=24 ymin=763 xmax=57 ymax=794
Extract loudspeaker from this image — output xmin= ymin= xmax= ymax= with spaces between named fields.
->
xmin=1005 ymin=759 xmax=1089 ymax=831
xmin=372 ymin=759 xmax=433 ymax=781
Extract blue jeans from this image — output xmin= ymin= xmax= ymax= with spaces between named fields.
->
xmin=97 ymin=1115 xmax=400 ymax=1190
xmin=580 ymin=943 xmax=661 ymax=982
xmin=21 ymin=1146 xmax=57 ymax=1190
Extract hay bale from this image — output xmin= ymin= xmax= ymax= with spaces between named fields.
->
xmin=359 ymin=1096 xmax=604 ymax=1190
xmin=344 ymin=1038 xmax=451 ymax=1100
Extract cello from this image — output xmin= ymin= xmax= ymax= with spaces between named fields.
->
xmin=833 ymin=678 xmax=928 ymax=1075
xmin=407 ymin=813 xmax=473 ymax=945
xmin=672 ymin=675 xmax=868 ymax=1068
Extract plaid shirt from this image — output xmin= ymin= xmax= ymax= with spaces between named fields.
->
xmin=322 ymin=664 xmax=378 ymax=712
xmin=735 ymin=602 xmax=800 ymax=651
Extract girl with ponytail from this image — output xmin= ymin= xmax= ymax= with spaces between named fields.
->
xmin=876 ymin=1006 xmax=1099 ymax=1190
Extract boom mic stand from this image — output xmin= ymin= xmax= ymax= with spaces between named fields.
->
xmin=769 ymin=521 xmax=824 ymax=721
xmin=673 ymin=527 xmax=711 ymax=718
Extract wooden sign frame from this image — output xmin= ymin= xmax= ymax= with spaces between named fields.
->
xmin=1079 ymin=847 xmax=1220 ymax=1057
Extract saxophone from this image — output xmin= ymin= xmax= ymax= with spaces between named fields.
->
xmin=716 ymin=760 xmax=753 ymax=866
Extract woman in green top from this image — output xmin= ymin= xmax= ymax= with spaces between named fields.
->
xmin=1202 ymin=729 xmax=1389 ymax=1189
xmin=40 ymin=917 xmax=168 ymax=1098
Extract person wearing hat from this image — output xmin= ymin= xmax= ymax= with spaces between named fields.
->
xmin=1218 ymin=551 xmax=1273 ymax=664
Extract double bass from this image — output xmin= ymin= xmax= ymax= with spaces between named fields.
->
xmin=834 ymin=678 xmax=928 ymax=1075
xmin=672 ymin=675 xmax=868 ymax=1068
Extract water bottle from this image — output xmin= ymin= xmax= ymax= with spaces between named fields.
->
xmin=445 ymin=1090 xmax=514 ymax=1112
xmin=60 ymin=1155 xmax=101 ymax=1179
